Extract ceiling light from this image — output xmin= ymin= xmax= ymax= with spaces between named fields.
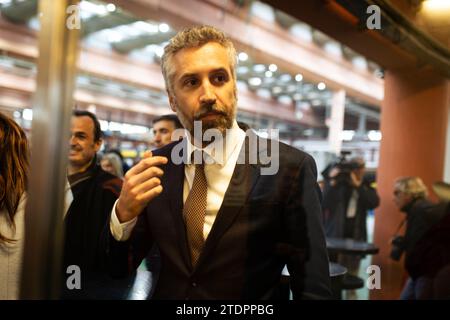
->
xmin=293 ymin=93 xmax=302 ymax=100
xmin=368 ymin=130 xmax=382 ymax=141
xmin=422 ymin=0 xmax=450 ymax=11
xmin=107 ymin=32 xmax=123 ymax=43
xmin=299 ymin=102 xmax=311 ymax=110
xmin=253 ymin=64 xmax=266 ymax=73
xmin=154 ymin=46 xmax=164 ymax=57
xmin=341 ymin=130 xmax=355 ymax=141
xmin=23 ymin=109 xmax=33 ymax=121
xmin=120 ymin=124 xmax=149 ymax=135
xmin=248 ymin=77 xmax=262 ymax=86
xmin=87 ymin=104 xmax=97 ymax=113
xmin=278 ymin=95 xmax=292 ymax=105
xmin=237 ymin=66 xmax=249 ymax=74
xmin=295 ymin=74 xmax=303 ymax=82
xmin=79 ymin=1 xmax=108 ymax=16
xmin=317 ymin=82 xmax=326 ymax=90
xmin=265 ymin=71 xmax=273 ymax=78
xmin=99 ymin=120 xmax=109 ymax=131
xmin=133 ymin=21 xmax=159 ymax=33
xmin=106 ymin=3 xmax=116 ymax=12
xmin=286 ymin=85 xmax=297 ymax=92
xmin=238 ymin=52 xmax=248 ymax=61
xmin=264 ymin=77 xmax=275 ymax=84
xmin=159 ymin=23 xmax=170 ymax=33
xmin=307 ymin=92 xmax=319 ymax=99
xmin=109 ymin=122 xmax=122 ymax=132
xmin=272 ymin=86 xmax=282 ymax=94
xmin=352 ymin=56 xmax=368 ymax=70
xmin=279 ymin=74 xmax=292 ymax=82
xmin=125 ymin=26 xmax=142 ymax=37
xmin=269 ymin=64 xmax=278 ymax=72
xmin=256 ymin=88 xmax=272 ymax=99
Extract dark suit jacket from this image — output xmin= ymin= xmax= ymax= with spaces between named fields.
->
xmin=119 ymin=131 xmax=331 ymax=299
xmin=64 ymin=163 xmax=126 ymax=299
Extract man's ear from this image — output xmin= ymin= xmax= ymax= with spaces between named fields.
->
xmin=94 ymin=139 xmax=102 ymax=152
xmin=168 ymin=92 xmax=177 ymax=112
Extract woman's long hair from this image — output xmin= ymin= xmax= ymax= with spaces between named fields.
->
xmin=0 ymin=112 xmax=29 ymax=243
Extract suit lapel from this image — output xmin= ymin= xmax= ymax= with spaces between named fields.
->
xmin=196 ymin=133 xmax=263 ymax=267
xmin=166 ymin=139 xmax=191 ymax=268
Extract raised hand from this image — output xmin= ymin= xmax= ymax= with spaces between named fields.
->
xmin=116 ymin=151 xmax=168 ymax=222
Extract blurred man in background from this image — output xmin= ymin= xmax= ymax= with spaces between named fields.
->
xmin=152 ymin=114 xmax=183 ymax=149
xmin=65 ymin=110 xmax=125 ymax=299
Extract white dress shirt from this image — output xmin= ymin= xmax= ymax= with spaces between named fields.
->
xmin=346 ymin=189 xmax=359 ymax=218
xmin=64 ymin=178 xmax=73 ymax=219
xmin=110 ymin=120 xmax=246 ymax=241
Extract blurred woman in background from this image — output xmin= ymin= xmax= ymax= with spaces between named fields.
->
xmin=100 ymin=152 xmax=124 ymax=179
xmin=0 ymin=112 xmax=29 ymax=299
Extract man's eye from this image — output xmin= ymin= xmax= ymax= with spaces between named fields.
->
xmin=212 ymin=73 xmax=228 ymax=84
xmin=184 ymin=78 xmax=198 ymax=87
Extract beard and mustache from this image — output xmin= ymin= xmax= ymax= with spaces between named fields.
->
xmin=193 ymin=101 xmax=234 ymax=133
xmin=176 ymin=98 xmax=236 ymax=136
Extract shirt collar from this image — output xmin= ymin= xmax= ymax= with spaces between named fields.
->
xmin=67 ymin=156 xmax=97 ymax=187
xmin=184 ymin=120 xmax=245 ymax=167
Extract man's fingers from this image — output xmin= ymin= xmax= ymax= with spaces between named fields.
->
xmin=126 ymin=156 xmax=168 ymax=177
xmin=142 ymin=150 xmax=152 ymax=159
xmin=137 ymin=185 xmax=164 ymax=203
xmin=128 ymin=166 xmax=164 ymax=187
xmin=133 ymin=177 xmax=162 ymax=196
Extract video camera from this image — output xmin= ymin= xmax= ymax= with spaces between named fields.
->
xmin=390 ymin=235 xmax=405 ymax=261
xmin=331 ymin=151 xmax=363 ymax=185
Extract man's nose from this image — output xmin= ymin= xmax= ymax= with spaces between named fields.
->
xmin=199 ymin=81 xmax=216 ymax=104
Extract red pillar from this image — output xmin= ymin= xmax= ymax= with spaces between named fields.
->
xmin=371 ymin=68 xmax=449 ymax=299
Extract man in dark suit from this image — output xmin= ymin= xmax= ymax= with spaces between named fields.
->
xmin=65 ymin=110 xmax=125 ymax=299
xmin=109 ymin=25 xmax=331 ymax=299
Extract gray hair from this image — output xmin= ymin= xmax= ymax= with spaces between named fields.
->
xmin=101 ymin=153 xmax=124 ymax=178
xmin=394 ymin=176 xmax=428 ymax=199
xmin=161 ymin=25 xmax=237 ymax=95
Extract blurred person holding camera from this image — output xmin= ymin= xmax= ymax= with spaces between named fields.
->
xmin=391 ymin=178 xmax=449 ymax=299
xmin=322 ymin=155 xmax=380 ymax=242
xmin=322 ymin=154 xmax=380 ymax=299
